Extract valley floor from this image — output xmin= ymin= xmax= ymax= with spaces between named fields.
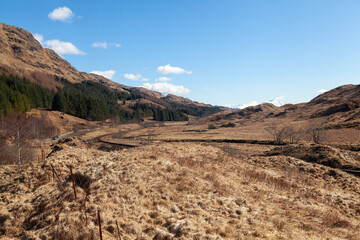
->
xmin=0 ymin=123 xmax=360 ymax=239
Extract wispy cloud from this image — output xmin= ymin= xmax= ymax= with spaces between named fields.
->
xmin=123 ymin=73 xmax=148 ymax=81
xmin=45 ymin=39 xmax=85 ymax=56
xmin=48 ymin=6 xmax=75 ymax=22
xmin=33 ymin=33 xmax=44 ymax=45
xmin=90 ymin=70 xmax=116 ymax=79
xmin=141 ymin=82 xmax=190 ymax=95
xmin=157 ymin=64 xmax=192 ymax=75
xmin=92 ymin=41 xmax=121 ymax=49
xmin=155 ymin=77 xmax=172 ymax=82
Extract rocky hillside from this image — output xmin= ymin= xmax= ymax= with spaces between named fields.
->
xmin=0 ymin=23 xmax=107 ymax=87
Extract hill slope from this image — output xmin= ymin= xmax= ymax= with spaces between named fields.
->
xmin=0 ymin=23 xmax=221 ymax=120
xmin=208 ymin=84 xmax=360 ymax=129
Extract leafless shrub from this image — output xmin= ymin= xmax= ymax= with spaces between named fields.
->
xmin=265 ymin=125 xmax=289 ymax=144
xmin=307 ymin=123 xmax=325 ymax=144
xmin=0 ymin=112 xmax=34 ymax=166
xmin=109 ymin=114 xmax=121 ymax=126
xmin=287 ymin=127 xmax=303 ymax=144
xmin=27 ymin=112 xmax=58 ymax=140
xmin=0 ymin=111 xmax=57 ymax=166
xmin=0 ymin=143 xmax=34 ymax=166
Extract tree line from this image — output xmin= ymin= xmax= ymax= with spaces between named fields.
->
xmin=0 ymin=74 xmax=188 ymax=122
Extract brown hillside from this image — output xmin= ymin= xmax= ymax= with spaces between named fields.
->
xmin=205 ymin=84 xmax=360 ymax=131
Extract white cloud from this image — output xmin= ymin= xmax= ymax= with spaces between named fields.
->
xmin=91 ymin=41 xmax=121 ymax=49
xmin=317 ymin=89 xmax=328 ymax=94
xmin=123 ymin=73 xmax=141 ymax=81
xmin=157 ymin=64 xmax=192 ymax=75
xmin=141 ymin=82 xmax=190 ymax=95
xmin=155 ymin=77 xmax=172 ymax=82
xmin=32 ymin=34 xmax=84 ymax=56
xmin=48 ymin=6 xmax=74 ymax=22
xmin=45 ymin=39 xmax=85 ymax=55
xmin=123 ymin=73 xmax=148 ymax=81
xmin=90 ymin=70 xmax=116 ymax=79
xmin=92 ymin=42 xmax=108 ymax=49
xmin=267 ymin=96 xmax=285 ymax=107
xmin=33 ymin=33 xmax=43 ymax=45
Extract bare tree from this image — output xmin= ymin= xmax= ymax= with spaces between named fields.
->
xmin=287 ymin=127 xmax=302 ymax=144
xmin=1 ymin=112 xmax=33 ymax=166
xmin=27 ymin=112 xmax=58 ymax=140
xmin=308 ymin=124 xmax=325 ymax=144
xmin=109 ymin=115 xmax=121 ymax=126
xmin=0 ymin=111 xmax=56 ymax=166
xmin=265 ymin=125 xmax=289 ymax=144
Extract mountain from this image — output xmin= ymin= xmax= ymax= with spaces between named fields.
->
xmin=0 ymin=23 xmax=221 ymax=120
xmin=206 ymin=84 xmax=360 ymax=129
xmin=307 ymin=84 xmax=360 ymax=117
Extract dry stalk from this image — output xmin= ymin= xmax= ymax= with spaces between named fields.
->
xmin=41 ymin=148 xmax=46 ymax=165
xmin=116 ymin=219 xmax=122 ymax=240
xmin=83 ymin=194 xmax=88 ymax=226
xmin=69 ymin=165 xmax=77 ymax=200
xmin=50 ymin=164 xmax=61 ymax=182
xmin=98 ymin=209 xmax=103 ymax=240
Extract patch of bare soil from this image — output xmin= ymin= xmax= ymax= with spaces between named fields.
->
xmin=1 ymin=138 xmax=359 ymax=239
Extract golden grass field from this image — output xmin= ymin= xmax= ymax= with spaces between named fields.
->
xmin=1 ymin=115 xmax=360 ymax=239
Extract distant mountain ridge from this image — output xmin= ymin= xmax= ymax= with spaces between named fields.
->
xmin=207 ymin=84 xmax=360 ymax=129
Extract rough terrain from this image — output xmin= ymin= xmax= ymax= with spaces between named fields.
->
xmin=1 ymin=121 xmax=360 ymax=240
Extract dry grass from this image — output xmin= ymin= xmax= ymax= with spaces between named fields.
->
xmin=0 ymin=123 xmax=359 ymax=239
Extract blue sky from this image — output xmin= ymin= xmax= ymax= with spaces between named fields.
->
xmin=1 ymin=0 xmax=360 ymax=107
